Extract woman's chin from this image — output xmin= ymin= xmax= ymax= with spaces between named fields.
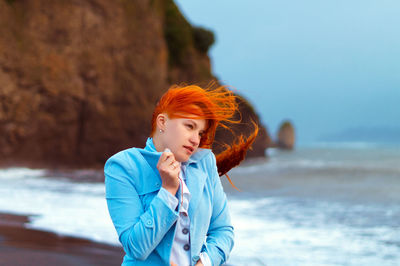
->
xmin=175 ymin=153 xmax=190 ymax=163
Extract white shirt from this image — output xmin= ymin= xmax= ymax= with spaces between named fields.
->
xmin=159 ymin=164 xmax=211 ymax=266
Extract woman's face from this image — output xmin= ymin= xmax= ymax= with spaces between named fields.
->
xmin=162 ymin=116 xmax=207 ymax=162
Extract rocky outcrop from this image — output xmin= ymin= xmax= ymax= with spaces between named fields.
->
xmin=276 ymin=120 xmax=295 ymax=149
xmin=0 ymin=0 xmax=270 ymax=168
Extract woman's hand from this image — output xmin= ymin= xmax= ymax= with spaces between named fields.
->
xmin=195 ymin=260 xmax=204 ymax=266
xmin=157 ymin=148 xmax=180 ymax=195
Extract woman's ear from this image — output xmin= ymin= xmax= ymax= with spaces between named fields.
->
xmin=156 ymin=113 xmax=168 ymax=132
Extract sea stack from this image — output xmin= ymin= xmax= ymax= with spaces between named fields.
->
xmin=277 ymin=120 xmax=295 ymax=149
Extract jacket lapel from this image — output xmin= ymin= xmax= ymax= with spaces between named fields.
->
xmin=186 ymin=164 xmax=207 ymax=221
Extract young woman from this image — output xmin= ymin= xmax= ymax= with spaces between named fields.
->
xmin=104 ymin=84 xmax=258 ymax=265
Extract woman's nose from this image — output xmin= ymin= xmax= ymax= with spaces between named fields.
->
xmin=190 ymin=133 xmax=200 ymax=146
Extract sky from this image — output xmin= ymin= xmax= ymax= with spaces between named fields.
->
xmin=174 ymin=0 xmax=400 ymax=145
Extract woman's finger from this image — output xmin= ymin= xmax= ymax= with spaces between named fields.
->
xmin=159 ymin=150 xmax=173 ymax=162
xmin=164 ymin=156 xmax=175 ymax=168
xmin=157 ymin=149 xmax=175 ymax=167
xmin=172 ymin=161 xmax=180 ymax=169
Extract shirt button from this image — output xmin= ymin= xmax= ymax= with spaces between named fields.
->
xmin=183 ymin=244 xmax=190 ymax=251
xmin=182 ymin=228 xmax=189 ymax=234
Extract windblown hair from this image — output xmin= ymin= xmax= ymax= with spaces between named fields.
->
xmin=151 ymin=84 xmax=258 ymax=186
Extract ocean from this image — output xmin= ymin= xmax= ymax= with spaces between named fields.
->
xmin=1 ymin=141 xmax=399 ymax=265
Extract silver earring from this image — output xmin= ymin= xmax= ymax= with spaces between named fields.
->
xmin=159 ymin=129 xmax=164 ymax=133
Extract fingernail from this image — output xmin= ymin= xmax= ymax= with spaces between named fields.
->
xmin=164 ymin=148 xmax=171 ymax=152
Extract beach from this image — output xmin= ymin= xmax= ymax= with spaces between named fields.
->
xmin=0 ymin=212 xmax=124 ymax=266
xmin=1 ymin=142 xmax=400 ymax=265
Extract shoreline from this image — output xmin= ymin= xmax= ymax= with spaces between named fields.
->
xmin=0 ymin=212 xmax=124 ymax=266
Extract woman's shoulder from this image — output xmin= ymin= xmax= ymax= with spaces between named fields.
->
xmin=104 ymin=147 xmax=145 ymax=174
xmin=191 ymin=148 xmax=213 ymax=162
xmin=104 ymin=147 xmax=160 ymax=189
xmin=105 ymin=147 xmax=140 ymax=163
xmin=191 ymin=148 xmax=218 ymax=172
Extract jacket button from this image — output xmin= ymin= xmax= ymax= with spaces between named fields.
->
xmin=182 ymin=228 xmax=189 ymax=234
xmin=146 ymin=220 xmax=152 ymax=226
xmin=183 ymin=244 xmax=190 ymax=251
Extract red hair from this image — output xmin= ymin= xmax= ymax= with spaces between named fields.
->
xmin=151 ymin=84 xmax=258 ymax=185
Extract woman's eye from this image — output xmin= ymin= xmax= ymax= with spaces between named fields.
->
xmin=186 ymin=124 xmax=194 ymax=129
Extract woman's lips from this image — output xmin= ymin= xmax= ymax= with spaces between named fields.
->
xmin=183 ymin=146 xmax=194 ymax=154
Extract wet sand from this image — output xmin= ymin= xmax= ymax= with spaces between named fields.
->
xmin=0 ymin=212 xmax=124 ymax=266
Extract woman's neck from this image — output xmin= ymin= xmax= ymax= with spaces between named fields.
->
xmin=152 ymin=134 xmax=165 ymax=152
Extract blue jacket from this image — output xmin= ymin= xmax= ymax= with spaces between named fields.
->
xmin=104 ymin=138 xmax=234 ymax=265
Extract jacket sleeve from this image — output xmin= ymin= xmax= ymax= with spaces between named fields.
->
xmin=202 ymin=152 xmax=235 ymax=265
xmin=104 ymin=152 xmax=179 ymax=261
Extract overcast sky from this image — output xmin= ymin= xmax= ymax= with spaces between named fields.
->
xmin=175 ymin=0 xmax=400 ymax=145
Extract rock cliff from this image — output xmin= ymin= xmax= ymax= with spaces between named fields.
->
xmin=0 ymin=0 xmax=270 ymax=168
